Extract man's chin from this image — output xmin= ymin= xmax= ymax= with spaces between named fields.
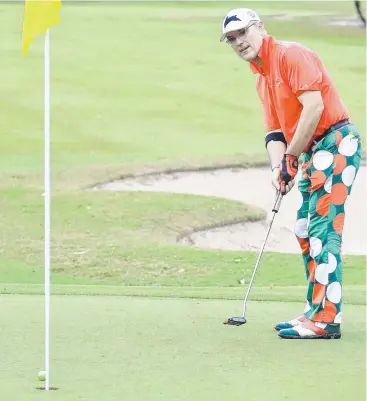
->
xmin=239 ymin=52 xmax=257 ymax=62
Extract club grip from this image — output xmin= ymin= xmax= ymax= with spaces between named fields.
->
xmin=272 ymin=191 xmax=282 ymax=213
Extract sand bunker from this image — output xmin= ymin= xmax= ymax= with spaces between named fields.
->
xmin=95 ymin=166 xmax=366 ymax=256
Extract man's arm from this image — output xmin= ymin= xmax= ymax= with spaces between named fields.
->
xmin=276 ymin=47 xmax=325 ymax=195
xmin=267 ymin=139 xmax=286 ymax=170
xmin=277 ymin=91 xmax=324 ymax=194
xmin=286 ymin=91 xmax=324 ymax=157
xmin=257 ymin=78 xmax=287 ymax=168
xmin=267 ymin=138 xmax=287 ymax=192
xmin=256 ymin=77 xmax=293 ymax=193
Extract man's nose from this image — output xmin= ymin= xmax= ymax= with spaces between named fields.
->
xmin=234 ymin=36 xmax=245 ymax=45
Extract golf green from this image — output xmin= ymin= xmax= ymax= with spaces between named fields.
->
xmin=1 ymin=294 xmax=365 ymax=401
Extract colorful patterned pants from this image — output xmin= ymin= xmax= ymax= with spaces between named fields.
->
xmin=295 ymin=124 xmax=362 ymax=324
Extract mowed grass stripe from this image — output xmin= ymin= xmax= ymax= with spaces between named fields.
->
xmin=0 ymin=284 xmax=365 ymax=305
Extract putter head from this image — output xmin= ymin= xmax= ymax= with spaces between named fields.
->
xmin=223 ymin=317 xmax=247 ymax=326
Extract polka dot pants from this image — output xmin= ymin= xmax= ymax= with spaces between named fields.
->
xmin=295 ymin=124 xmax=362 ymax=324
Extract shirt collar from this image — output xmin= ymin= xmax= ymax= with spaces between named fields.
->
xmin=249 ymin=35 xmax=275 ymax=76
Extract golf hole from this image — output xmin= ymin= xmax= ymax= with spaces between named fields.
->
xmin=36 ymin=387 xmax=59 ymax=391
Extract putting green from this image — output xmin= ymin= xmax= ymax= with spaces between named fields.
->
xmin=2 ymin=295 xmax=365 ymax=401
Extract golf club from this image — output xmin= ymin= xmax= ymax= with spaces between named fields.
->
xmin=223 ymin=190 xmax=283 ymax=326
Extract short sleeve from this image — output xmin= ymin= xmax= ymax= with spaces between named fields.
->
xmin=256 ymin=76 xmax=281 ymax=133
xmin=282 ymin=47 xmax=322 ymax=97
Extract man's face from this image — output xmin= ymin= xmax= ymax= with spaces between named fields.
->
xmin=225 ymin=23 xmax=264 ymax=61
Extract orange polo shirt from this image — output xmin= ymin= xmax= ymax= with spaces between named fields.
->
xmin=250 ymin=35 xmax=349 ymax=149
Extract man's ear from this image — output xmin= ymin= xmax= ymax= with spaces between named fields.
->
xmin=258 ymin=22 xmax=267 ymax=35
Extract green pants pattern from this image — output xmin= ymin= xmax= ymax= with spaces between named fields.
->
xmin=295 ymin=124 xmax=362 ymax=324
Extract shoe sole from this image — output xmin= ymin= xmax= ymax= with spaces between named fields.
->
xmin=278 ymin=333 xmax=341 ymax=340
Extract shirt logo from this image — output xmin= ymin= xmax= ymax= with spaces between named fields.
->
xmin=224 ymin=15 xmax=241 ymax=28
xmin=275 ymin=77 xmax=281 ymax=87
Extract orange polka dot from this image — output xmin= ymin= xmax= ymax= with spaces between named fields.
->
xmin=298 ymin=238 xmax=310 ymax=255
xmin=311 ymin=170 xmax=327 ymax=190
xmin=314 ymin=300 xmax=337 ymax=322
xmin=331 ymin=183 xmax=348 ymax=205
xmin=335 ymin=131 xmax=343 ymax=146
xmin=312 ymin=283 xmax=325 ymax=304
xmin=333 ymin=154 xmax=347 ymax=175
xmin=303 ymin=172 xmax=308 ymax=180
xmin=316 ymin=193 xmax=331 ymax=216
xmin=308 ymin=259 xmax=316 ymax=282
xmin=333 ymin=213 xmax=345 ymax=235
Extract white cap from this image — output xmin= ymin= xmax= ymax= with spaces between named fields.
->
xmin=220 ymin=8 xmax=261 ymax=42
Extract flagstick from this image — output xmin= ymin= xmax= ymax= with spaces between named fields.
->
xmin=44 ymin=28 xmax=51 ymax=392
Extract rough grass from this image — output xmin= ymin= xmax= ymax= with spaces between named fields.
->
xmin=0 ymin=1 xmax=365 ymax=287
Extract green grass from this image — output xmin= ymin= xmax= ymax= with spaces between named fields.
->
xmin=0 ymin=2 xmax=365 ymax=399
xmin=1 ymin=283 xmax=365 ymax=305
xmin=2 ymin=2 xmax=365 ymax=187
xmin=0 ymin=1 xmax=365 ymax=285
xmin=0 ymin=187 xmax=365 ymax=287
xmin=1 ymin=295 xmax=365 ymax=401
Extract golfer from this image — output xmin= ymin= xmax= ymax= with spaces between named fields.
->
xmin=220 ymin=8 xmax=362 ymax=339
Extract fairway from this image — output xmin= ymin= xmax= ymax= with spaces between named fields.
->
xmin=1 ymin=0 xmax=366 ymax=400
xmin=1 ymin=293 xmax=365 ymax=401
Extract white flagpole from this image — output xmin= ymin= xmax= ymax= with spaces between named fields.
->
xmin=44 ymin=28 xmax=51 ymax=392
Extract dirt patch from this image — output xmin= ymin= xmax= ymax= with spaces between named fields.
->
xmin=95 ymin=166 xmax=366 ymax=256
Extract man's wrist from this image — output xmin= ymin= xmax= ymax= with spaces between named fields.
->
xmin=285 ymin=151 xmax=299 ymax=158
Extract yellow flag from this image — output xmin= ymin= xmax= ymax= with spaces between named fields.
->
xmin=22 ymin=0 xmax=62 ymax=55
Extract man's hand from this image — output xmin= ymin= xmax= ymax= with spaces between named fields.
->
xmin=272 ymin=166 xmax=295 ymax=194
xmin=277 ymin=154 xmax=299 ymax=195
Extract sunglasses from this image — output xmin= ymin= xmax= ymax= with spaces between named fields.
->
xmin=225 ymin=22 xmax=257 ymax=45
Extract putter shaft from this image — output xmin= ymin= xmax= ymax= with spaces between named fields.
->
xmin=241 ymin=191 xmax=282 ymax=317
